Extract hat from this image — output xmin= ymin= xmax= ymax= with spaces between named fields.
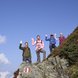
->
xmin=50 ymin=34 xmax=53 ymax=36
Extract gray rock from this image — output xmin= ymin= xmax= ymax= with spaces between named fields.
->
xmin=16 ymin=56 xmax=69 ymax=78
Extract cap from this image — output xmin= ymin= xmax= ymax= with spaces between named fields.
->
xmin=50 ymin=34 xmax=53 ymax=36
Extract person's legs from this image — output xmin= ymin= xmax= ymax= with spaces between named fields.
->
xmin=23 ymin=56 xmax=25 ymax=61
xmin=49 ymin=45 xmax=52 ymax=53
xmin=29 ymin=57 xmax=32 ymax=63
xmin=52 ymin=44 xmax=56 ymax=50
xmin=36 ymin=50 xmax=40 ymax=63
xmin=40 ymin=49 xmax=46 ymax=60
xmin=26 ymin=57 xmax=32 ymax=63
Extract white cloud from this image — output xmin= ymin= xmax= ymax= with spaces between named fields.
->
xmin=0 ymin=71 xmax=10 ymax=78
xmin=0 ymin=53 xmax=10 ymax=64
xmin=0 ymin=35 xmax=6 ymax=44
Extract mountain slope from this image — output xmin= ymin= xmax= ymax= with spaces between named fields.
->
xmin=13 ymin=26 xmax=78 ymax=78
xmin=53 ymin=26 xmax=78 ymax=78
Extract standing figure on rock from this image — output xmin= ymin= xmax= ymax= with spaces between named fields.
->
xmin=59 ymin=33 xmax=65 ymax=45
xmin=32 ymin=35 xmax=46 ymax=63
xmin=19 ymin=41 xmax=32 ymax=63
xmin=45 ymin=34 xmax=56 ymax=54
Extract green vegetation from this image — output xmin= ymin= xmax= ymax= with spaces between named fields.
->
xmin=53 ymin=26 xmax=78 ymax=78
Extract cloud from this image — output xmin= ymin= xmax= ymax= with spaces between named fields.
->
xmin=0 ymin=53 xmax=10 ymax=64
xmin=0 ymin=71 xmax=10 ymax=78
xmin=0 ymin=35 xmax=6 ymax=44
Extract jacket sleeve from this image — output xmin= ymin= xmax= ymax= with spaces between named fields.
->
xmin=41 ymin=41 xmax=44 ymax=49
xmin=54 ymin=38 xmax=56 ymax=44
xmin=63 ymin=36 xmax=66 ymax=40
xmin=19 ymin=44 xmax=24 ymax=50
xmin=45 ymin=37 xmax=50 ymax=41
xmin=29 ymin=48 xmax=31 ymax=58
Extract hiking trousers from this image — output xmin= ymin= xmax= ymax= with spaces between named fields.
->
xmin=23 ymin=57 xmax=31 ymax=63
xmin=49 ymin=44 xmax=56 ymax=53
xmin=36 ymin=49 xmax=46 ymax=63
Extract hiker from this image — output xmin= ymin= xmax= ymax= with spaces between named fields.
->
xmin=59 ymin=33 xmax=65 ymax=45
xmin=13 ymin=69 xmax=19 ymax=78
xmin=45 ymin=34 xmax=56 ymax=53
xmin=32 ymin=35 xmax=46 ymax=63
xmin=19 ymin=41 xmax=32 ymax=63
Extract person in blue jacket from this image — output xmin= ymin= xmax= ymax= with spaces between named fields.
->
xmin=45 ymin=34 xmax=56 ymax=53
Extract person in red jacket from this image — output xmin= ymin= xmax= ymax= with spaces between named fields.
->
xmin=59 ymin=33 xmax=65 ymax=45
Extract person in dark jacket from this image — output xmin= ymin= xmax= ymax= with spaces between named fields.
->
xmin=19 ymin=41 xmax=31 ymax=63
xmin=45 ymin=34 xmax=56 ymax=53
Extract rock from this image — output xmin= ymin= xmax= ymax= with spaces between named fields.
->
xmin=17 ymin=62 xmax=43 ymax=78
xmin=16 ymin=56 xmax=69 ymax=78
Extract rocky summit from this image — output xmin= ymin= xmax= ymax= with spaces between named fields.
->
xmin=14 ymin=56 xmax=69 ymax=78
xmin=13 ymin=26 xmax=78 ymax=78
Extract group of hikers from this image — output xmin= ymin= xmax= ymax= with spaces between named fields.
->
xmin=19 ymin=33 xmax=65 ymax=63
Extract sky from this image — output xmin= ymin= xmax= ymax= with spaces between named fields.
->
xmin=0 ymin=0 xmax=78 ymax=77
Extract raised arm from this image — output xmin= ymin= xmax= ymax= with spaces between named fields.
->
xmin=19 ymin=41 xmax=24 ymax=50
xmin=54 ymin=33 xmax=59 ymax=40
xmin=45 ymin=35 xmax=50 ymax=41
xmin=32 ymin=38 xmax=36 ymax=45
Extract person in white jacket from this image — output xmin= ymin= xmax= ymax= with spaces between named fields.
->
xmin=32 ymin=35 xmax=46 ymax=63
